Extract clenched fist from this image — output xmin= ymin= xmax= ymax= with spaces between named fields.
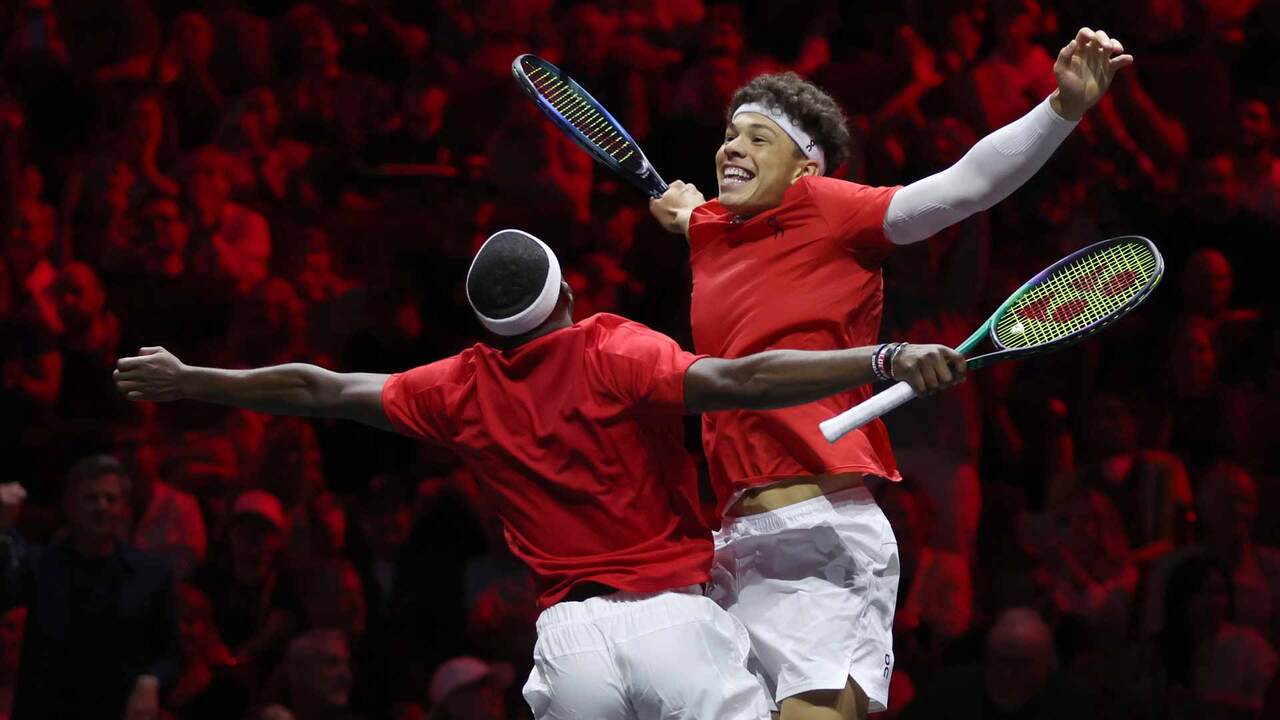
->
xmin=648 ymin=180 xmax=705 ymax=236
xmin=890 ymin=344 xmax=967 ymax=396
xmin=114 ymin=347 xmax=186 ymax=402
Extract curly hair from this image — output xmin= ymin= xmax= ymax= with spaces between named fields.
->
xmin=727 ymin=72 xmax=851 ymax=173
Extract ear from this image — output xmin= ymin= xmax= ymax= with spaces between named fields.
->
xmin=791 ymin=158 xmax=822 ymax=183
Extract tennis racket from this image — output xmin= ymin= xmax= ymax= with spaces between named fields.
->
xmin=512 ymin=54 xmax=668 ymax=198
xmin=820 ymin=235 xmax=1164 ymax=443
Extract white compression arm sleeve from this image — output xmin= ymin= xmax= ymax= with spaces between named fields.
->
xmin=883 ymin=97 xmax=1078 ymax=245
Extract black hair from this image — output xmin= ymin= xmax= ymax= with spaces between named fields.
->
xmin=65 ymin=454 xmax=132 ymax=498
xmin=467 ymin=231 xmax=551 ymax=319
xmin=727 ymin=72 xmax=852 ymax=173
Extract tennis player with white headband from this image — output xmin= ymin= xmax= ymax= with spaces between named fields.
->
xmin=650 ymin=25 xmax=1133 ymax=720
xmin=113 ymin=229 xmax=963 ymax=719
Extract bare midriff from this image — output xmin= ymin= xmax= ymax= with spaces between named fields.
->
xmin=728 ymin=472 xmax=865 ymax=516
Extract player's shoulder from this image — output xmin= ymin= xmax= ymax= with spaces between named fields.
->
xmin=584 ymin=313 xmax=677 ymax=353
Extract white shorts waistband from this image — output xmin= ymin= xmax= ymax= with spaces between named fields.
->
xmin=717 ymin=486 xmax=876 ymax=539
xmin=536 ymin=584 xmax=703 ymax=631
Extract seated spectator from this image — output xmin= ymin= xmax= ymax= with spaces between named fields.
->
xmin=167 ymin=584 xmax=250 ymax=720
xmin=106 ymin=92 xmax=182 ymax=198
xmin=280 ymin=10 xmax=390 ymax=149
xmin=426 ymin=656 xmax=514 ymax=720
xmin=1232 ymin=99 xmax=1280 ymax=224
xmin=362 ymin=80 xmax=453 ymax=167
xmin=0 ymin=455 xmax=181 ymax=720
xmin=1048 ymin=393 xmax=1191 ymax=555
xmin=1194 ymin=463 xmax=1280 ymax=647
xmin=217 ymin=88 xmax=312 ymax=203
xmin=878 ymin=481 xmax=973 ymax=645
xmin=128 ymin=433 xmax=208 ymax=579
xmin=155 ymin=12 xmax=225 ymax=149
xmin=299 ymin=558 xmax=366 ymax=639
xmin=1153 ymin=554 xmax=1278 ymax=719
xmin=1044 ymin=490 xmax=1137 ymax=640
xmin=192 ymin=489 xmax=303 ymax=687
xmin=4 ymin=196 xmax=60 ymax=337
xmin=968 ymin=0 xmax=1057 ymax=131
xmin=900 ymin=607 xmax=1095 ymax=719
xmin=224 ymin=277 xmax=310 ymax=368
xmin=180 ymin=145 xmax=272 ymax=295
xmin=278 ymin=629 xmax=360 ymax=720
xmin=51 ymin=262 xmax=121 ymax=413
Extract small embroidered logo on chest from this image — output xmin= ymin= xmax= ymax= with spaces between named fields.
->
xmin=766 ymin=216 xmax=783 ymax=241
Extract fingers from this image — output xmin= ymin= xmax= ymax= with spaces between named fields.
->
xmin=918 ymin=357 xmax=940 ymax=395
xmin=1109 ymin=54 xmax=1135 ymax=72
xmin=942 ymin=347 xmax=969 ymax=378
xmin=116 ymin=355 xmax=148 ymax=370
xmin=139 ymin=346 xmax=166 ymax=355
xmin=1056 ymin=39 xmax=1077 ymax=66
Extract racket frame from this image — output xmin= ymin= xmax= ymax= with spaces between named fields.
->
xmin=511 ymin=54 xmax=668 ymax=198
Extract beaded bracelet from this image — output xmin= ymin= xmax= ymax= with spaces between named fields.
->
xmin=871 ymin=343 xmax=891 ymax=381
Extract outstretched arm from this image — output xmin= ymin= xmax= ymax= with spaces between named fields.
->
xmin=885 ymin=27 xmax=1133 ymax=245
xmin=685 ymin=343 xmax=965 ymax=413
xmin=114 ymin=347 xmax=393 ymax=431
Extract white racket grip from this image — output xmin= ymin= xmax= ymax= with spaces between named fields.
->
xmin=819 ymin=381 xmax=919 ymax=443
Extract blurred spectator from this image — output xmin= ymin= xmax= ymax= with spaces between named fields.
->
xmin=166 ymin=584 xmax=250 ymax=720
xmin=108 ymin=92 xmax=182 ymax=198
xmin=4 ymin=196 xmax=60 ymax=336
xmin=362 ymin=80 xmax=452 ymax=168
xmin=969 ymin=0 xmax=1057 ymax=131
xmin=1044 ymin=490 xmax=1137 ymax=639
xmin=1153 ymin=553 xmax=1278 ymax=719
xmin=1048 ymin=393 xmax=1191 ymax=555
xmin=1193 ymin=463 xmax=1280 ymax=647
xmin=1231 ymin=99 xmax=1280 ymax=225
xmin=900 ymin=607 xmax=1095 ymax=719
xmin=427 ymin=656 xmax=514 ymax=720
xmin=218 ymin=87 xmax=313 ymax=203
xmin=279 ymin=629 xmax=358 ymax=720
xmin=0 ymin=454 xmax=181 ymax=720
xmin=51 ymin=262 xmax=120 ymax=410
xmin=128 ymin=430 xmax=208 ymax=579
xmin=299 ymin=557 xmax=365 ymax=639
xmin=192 ymin=489 xmax=303 ymax=686
xmin=181 ymin=145 xmax=272 ymax=295
xmin=878 ymin=480 xmax=973 ymax=675
xmin=225 ymin=277 xmax=310 ymax=368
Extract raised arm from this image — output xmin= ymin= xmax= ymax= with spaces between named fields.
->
xmin=114 ymin=347 xmax=393 ymax=431
xmin=885 ymin=27 xmax=1133 ymax=245
xmin=684 ymin=343 xmax=965 ymax=413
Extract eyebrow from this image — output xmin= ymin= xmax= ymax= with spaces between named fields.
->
xmin=727 ymin=120 xmax=778 ymax=137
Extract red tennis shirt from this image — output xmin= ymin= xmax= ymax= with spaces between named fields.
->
xmin=688 ymin=175 xmax=903 ymax=511
xmin=380 ymin=313 xmax=710 ymax=609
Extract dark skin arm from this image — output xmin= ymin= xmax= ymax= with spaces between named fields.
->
xmin=684 ymin=343 xmax=965 ymax=413
xmin=116 ymin=343 xmax=965 ymax=425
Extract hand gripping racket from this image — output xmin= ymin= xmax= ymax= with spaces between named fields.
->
xmin=821 ymin=235 xmax=1164 ymax=443
xmin=512 ymin=54 xmax=668 ymax=198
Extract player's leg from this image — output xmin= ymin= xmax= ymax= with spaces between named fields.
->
xmin=779 ymin=679 xmax=869 ymax=720
xmin=708 ymin=487 xmax=900 ymax=719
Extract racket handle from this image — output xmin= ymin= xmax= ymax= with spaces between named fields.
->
xmin=819 ymin=381 xmax=918 ymax=443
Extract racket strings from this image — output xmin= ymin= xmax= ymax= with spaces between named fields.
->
xmin=524 ymin=64 xmax=637 ymax=163
xmin=994 ymin=241 xmax=1158 ymax=348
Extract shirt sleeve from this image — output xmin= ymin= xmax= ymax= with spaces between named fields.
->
xmin=380 ymin=357 xmax=460 ymax=443
xmin=595 ymin=319 xmax=708 ymax=414
xmin=809 ymin=178 xmax=901 ymax=254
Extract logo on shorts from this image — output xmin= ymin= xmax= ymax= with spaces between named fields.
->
xmin=883 ymin=653 xmax=892 ymax=679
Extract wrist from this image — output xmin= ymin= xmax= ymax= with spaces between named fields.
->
xmin=1048 ymin=90 xmax=1082 ymax=122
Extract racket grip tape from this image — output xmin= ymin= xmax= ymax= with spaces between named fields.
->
xmin=819 ymin=381 xmax=918 ymax=443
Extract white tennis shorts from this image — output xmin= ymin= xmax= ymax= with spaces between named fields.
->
xmin=708 ymin=486 xmax=900 ymax=712
xmin=521 ymin=585 xmax=772 ymax=720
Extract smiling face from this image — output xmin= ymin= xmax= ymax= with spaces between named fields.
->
xmin=716 ymin=112 xmax=818 ymax=217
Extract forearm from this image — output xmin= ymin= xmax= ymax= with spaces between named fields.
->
xmin=690 ymin=347 xmax=875 ymax=413
xmin=180 ymin=363 xmax=346 ymax=417
xmin=885 ymin=96 xmax=1077 ymax=245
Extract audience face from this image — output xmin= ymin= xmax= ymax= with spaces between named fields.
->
xmin=445 ymin=679 xmax=506 ymax=720
xmin=289 ymin=632 xmax=353 ymax=710
xmin=403 ymin=85 xmax=448 ymax=142
xmin=127 ymin=95 xmax=166 ymax=147
xmin=1196 ymin=155 xmax=1241 ymax=217
xmin=1182 ymin=249 xmax=1233 ymax=316
xmin=1170 ymin=323 xmax=1217 ymax=395
xmin=304 ymin=562 xmax=366 ymax=637
xmin=1087 ymin=395 xmax=1138 ymax=458
xmin=65 ymin=472 xmax=129 ymax=546
xmin=298 ymin=16 xmax=341 ymax=74
xmin=172 ymin=12 xmax=216 ymax=68
xmin=1236 ymin=100 xmax=1273 ymax=156
xmin=182 ymin=148 xmax=234 ymax=217
xmin=984 ymin=608 xmax=1056 ymax=713
xmin=137 ymin=197 xmax=189 ymax=277
xmin=5 ymin=198 xmax=54 ymax=277
xmin=1197 ymin=464 xmax=1258 ymax=553
xmin=229 ymin=515 xmax=285 ymax=586
xmin=54 ymin=263 xmax=107 ymax=332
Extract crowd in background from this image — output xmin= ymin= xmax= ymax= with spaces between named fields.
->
xmin=1 ymin=0 xmax=1278 ymax=718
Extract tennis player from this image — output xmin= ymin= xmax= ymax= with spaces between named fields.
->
xmin=648 ymin=27 xmax=1132 ymax=720
xmin=114 ymin=229 xmax=964 ymax=720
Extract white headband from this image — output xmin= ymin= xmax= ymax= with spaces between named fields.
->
xmin=733 ymin=102 xmax=826 ymax=175
xmin=466 ymin=229 xmax=563 ymax=337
